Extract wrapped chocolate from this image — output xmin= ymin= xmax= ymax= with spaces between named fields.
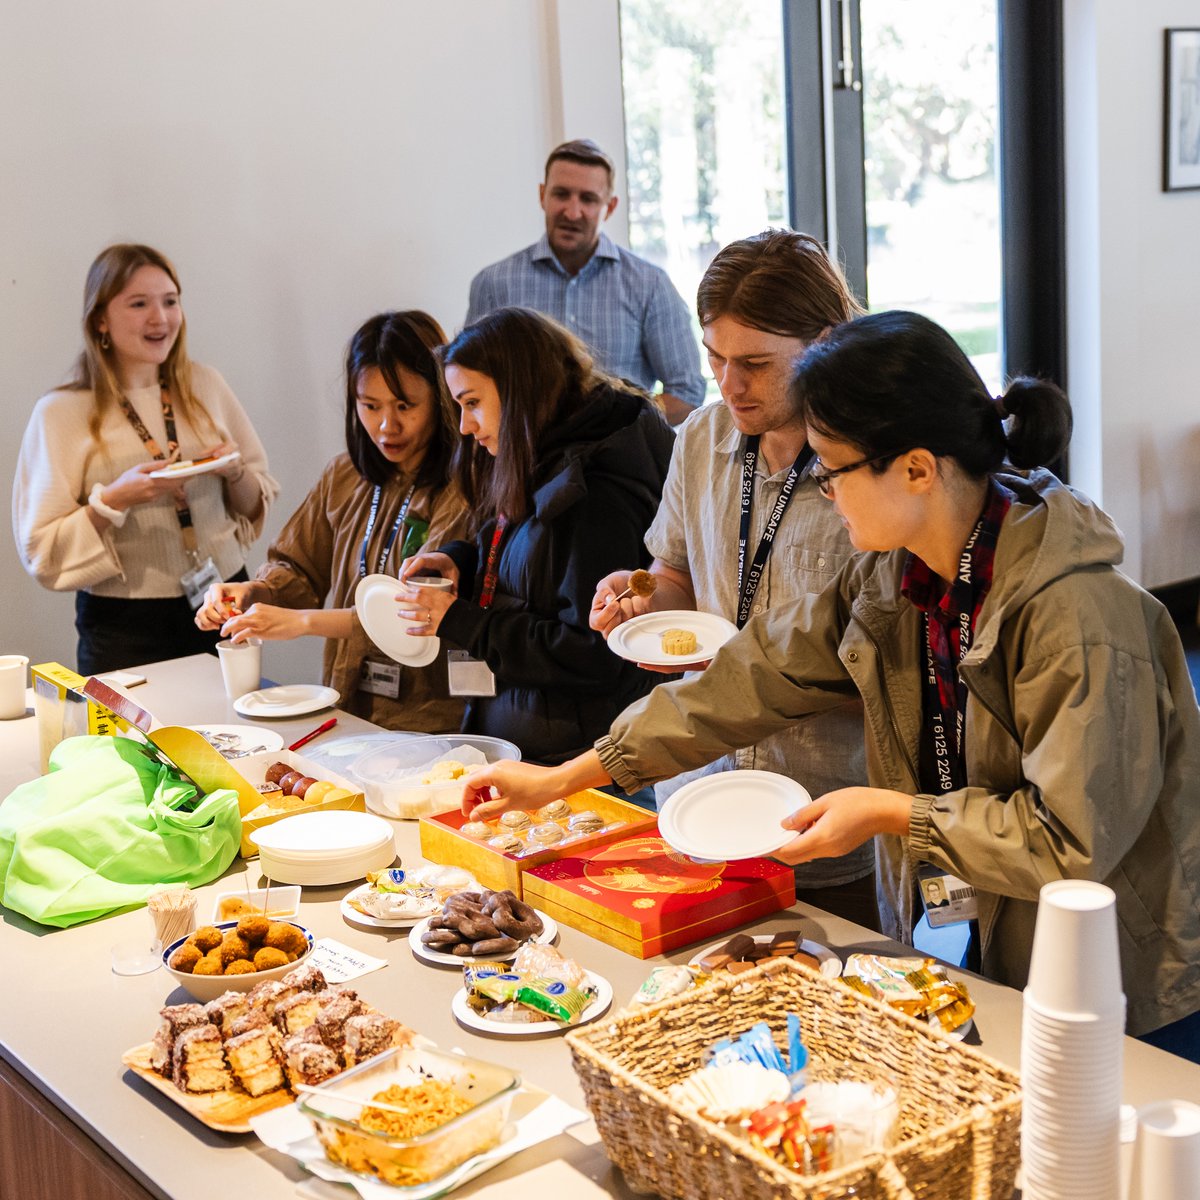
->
xmin=514 ymin=978 xmax=591 ymax=1023
xmin=632 ymin=965 xmax=698 ymax=1006
xmin=840 ymin=954 xmax=975 ymax=1033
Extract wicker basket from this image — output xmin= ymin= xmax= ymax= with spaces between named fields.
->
xmin=566 ymin=958 xmax=1021 ymax=1200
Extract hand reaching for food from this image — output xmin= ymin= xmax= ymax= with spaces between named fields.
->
xmin=195 ymin=581 xmax=255 ymax=631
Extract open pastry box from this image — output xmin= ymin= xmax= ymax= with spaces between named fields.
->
xmin=148 ymin=727 xmax=365 ymax=858
xmin=417 ymin=788 xmax=656 ymax=898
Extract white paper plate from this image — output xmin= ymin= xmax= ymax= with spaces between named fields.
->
xmin=408 ymin=912 xmax=558 ymax=966
xmin=149 ymin=450 xmax=240 ymax=479
xmin=451 ymin=970 xmax=612 ymax=1036
xmin=187 ymin=724 xmax=284 ymax=755
xmin=355 ymin=573 xmax=439 ymax=668
xmin=250 ymin=811 xmax=395 ymax=858
xmin=688 ymin=934 xmax=842 ymax=980
xmin=339 ymin=877 xmax=480 ymax=929
xmin=606 ymin=610 xmax=739 ymax=667
xmin=658 ymin=769 xmax=811 ymax=860
xmin=257 ymin=843 xmax=398 ymax=887
xmin=233 ymin=684 xmax=339 ymax=719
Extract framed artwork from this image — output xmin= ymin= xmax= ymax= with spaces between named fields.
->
xmin=1164 ymin=28 xmax=1200 ymax=191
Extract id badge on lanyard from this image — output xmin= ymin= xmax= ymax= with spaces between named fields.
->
xmin=181 ymin=556 xmax=221 ymax=609
xmin=450 ymin=516 xmax=506 ymax=696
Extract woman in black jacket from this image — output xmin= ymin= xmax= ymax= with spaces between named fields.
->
xmin=398 ymin=306 xmax=675 ymax=765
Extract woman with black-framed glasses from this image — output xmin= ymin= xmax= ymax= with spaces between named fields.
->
xmin=458 ymin=309 xmax=1200 ymax=1058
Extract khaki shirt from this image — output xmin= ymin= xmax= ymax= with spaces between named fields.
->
xmin=255 ymin=454 xmax=470 ymax=733
xmin=644 ymin=403 xmax=872 ymax=887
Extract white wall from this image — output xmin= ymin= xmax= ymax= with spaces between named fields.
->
xmin=1065 ymin=1 xmax=1200 ymax=588
xmin=1 ymin=0 xmax=625 ymax=680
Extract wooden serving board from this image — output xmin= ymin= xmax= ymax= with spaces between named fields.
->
xmin=121 ymin=1043 xmax=293 ymax=1134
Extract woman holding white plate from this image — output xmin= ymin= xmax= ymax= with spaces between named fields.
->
xmin=397 ymin=307 xmax=674 ymax=766
xmin=13 ymin=244 xmax=277 ymax=675
xmin=459 ymin=311 xmax=1200 ymax=1056
xmin=196 ymin=311 xmax=469 ymax=732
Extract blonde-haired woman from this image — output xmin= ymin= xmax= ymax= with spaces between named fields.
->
xmin=13 ymin=243 xmax=278 ymax=674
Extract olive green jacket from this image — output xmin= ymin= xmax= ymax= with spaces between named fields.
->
xmin=597 ymin=469 xmax=1200 ymax=1035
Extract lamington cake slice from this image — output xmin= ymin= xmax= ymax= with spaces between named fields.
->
xmin=281 ymin=1029 xmax=340 ymax=1088
xmin=274 ymin=990 xmax=323 ymax=1037
xmin=342 ymin=1013 xmax=413 ymax=1067
xmin=225 ymin=1027 xmax=286 ymax=1097
xmin=315 ymin=991 xmax=367 ymax=1056
xmin=204 ymin=990 xmax=250 ymax=1034
xmin=171 ymin=1025 xmax=232 ymax=1094
xmin=150 ymin=1003 xmax=210 ymax=1075
xmin=281 ymin=963 xmax=327 ymax=994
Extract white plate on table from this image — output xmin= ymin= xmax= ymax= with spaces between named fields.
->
xmin=658 ymin=769 xmax=811 ymax=861
xmin=233 ymin=684 xmax=339 ymax=719
xmin=339 ymin=876 xmax=480 ymax=930
xmin=187 ymin=724 xmax=284 ymax=756
xmin=408 ymin=912 xmax=558 ymax=966
xmin=355 ymin=573 xmax=439 ymax=668
xmin=148 ymin=450 xmax=240 ymax=479
xmin=451 ymin=970 xmax=613 ymax=1036
xmin=606 ymin=610 xmax=739 ymax=667
xmin=688 ymin=933 xmax=842 ymax=980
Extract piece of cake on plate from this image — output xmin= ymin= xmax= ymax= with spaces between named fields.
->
xmin=281 ymin=1029 xmax=340 ymax=1088
xmin=171 ymin=1025 xmax=232 ymax=1094
xmin=225 ymin=1026 xmax=286 ymax=1097
xmin=342 ymin=1013 xmax=413 ymax=1067
xmin=150 ymin=1003 xmax=211 ymax=1075
xmin=274 ymin=990 xmax=323 ymax=1037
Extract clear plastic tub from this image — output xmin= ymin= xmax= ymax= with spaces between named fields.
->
xmin=297 ymin=1044 xmax=519 ymax=1188
xmin=351 ymin=735 xmax=521 ymax=819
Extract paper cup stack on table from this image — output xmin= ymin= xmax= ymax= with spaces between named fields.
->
xmin=1020 ymin=880 xmax=1126 ymax=1200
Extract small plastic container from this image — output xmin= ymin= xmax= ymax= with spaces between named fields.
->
xmin=297 ymin=1044 xmax=520 ymax=1189
xmin=352 ymin=735 xmax=521 ymax=819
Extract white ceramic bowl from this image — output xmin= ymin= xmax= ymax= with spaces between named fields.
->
xmin=161 ymin=918 xmax=314 ymax=1002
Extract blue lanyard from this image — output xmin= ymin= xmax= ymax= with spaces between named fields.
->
xmin=358 ymin=483 xmax=415 ymax=578
xmin=735 ymin=436 xmax=813 ymax=629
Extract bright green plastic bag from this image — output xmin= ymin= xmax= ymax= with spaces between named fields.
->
xmin=0 ymin=735 xmax=242 ymax=928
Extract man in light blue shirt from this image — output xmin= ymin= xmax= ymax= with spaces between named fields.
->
xmin=466 ymin=139 xmax=705 ymax=426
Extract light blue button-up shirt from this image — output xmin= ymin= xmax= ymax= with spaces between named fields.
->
xmin=466 ymin=233 xmax=705 ymax=407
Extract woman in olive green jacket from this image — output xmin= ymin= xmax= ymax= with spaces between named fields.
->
xmin=462 ymin=312 xmax=1200 ymax=1053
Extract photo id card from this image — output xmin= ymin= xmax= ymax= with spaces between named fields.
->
xmin=358 ymin=658 xmax=401 ymax=699
xmin=181 ymin=557 xmax=222 ymax=610
xmin=918 ymin=867 xmax=978 ymax=928
xmin=447 ymin=649 xmax=496 ymax=696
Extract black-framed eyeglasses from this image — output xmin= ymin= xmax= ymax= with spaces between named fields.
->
xmin=810 ymin=452 xmax=902 ymax=496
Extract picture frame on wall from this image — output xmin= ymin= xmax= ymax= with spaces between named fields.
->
xmin=1164 ymin=28 xmax=1200 ymax=191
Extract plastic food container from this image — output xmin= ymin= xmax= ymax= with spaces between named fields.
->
xmin=297 ymin=1044 xmax=520 ymax=1188
xmin=351 ymin=735 xmax=521 ymax=819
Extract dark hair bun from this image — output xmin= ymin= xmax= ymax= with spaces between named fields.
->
xmin=1001 ymin=377 xmax=1073 ymax=469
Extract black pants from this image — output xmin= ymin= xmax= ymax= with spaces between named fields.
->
xmin=74 ymin=568 xmax=249 ymax=676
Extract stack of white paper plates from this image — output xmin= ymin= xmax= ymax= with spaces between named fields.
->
xmin=250 ymin=811 xmax=397 ymax=885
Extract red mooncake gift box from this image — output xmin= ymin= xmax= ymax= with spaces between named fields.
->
xmin=522 ymin=828 xmax=795 ymax=958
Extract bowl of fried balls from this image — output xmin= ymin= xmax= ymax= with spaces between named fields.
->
xmin=162 ymin=917 xmax=314 ymax=1002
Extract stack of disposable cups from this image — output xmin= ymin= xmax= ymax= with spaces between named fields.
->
xmin=1021 ymin=880 xmax=1125 ymax=1200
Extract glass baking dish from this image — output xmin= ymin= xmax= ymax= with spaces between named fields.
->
xmin=296 ymin=1044 xmax=520 ymax=1188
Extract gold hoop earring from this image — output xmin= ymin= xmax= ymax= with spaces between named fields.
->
xmin=100 ymin=332 xmax=111 ymax=351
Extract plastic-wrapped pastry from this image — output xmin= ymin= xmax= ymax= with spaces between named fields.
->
xmin=568 ymin=810 xmax=604 ymax=833
xmin=460 ymin=821 xmax=492 ymax=840
xmin=499 ymin=810 xmax=532 ymax=831
xmin=537 ymin=799 xmax=572 ymax=821
xmin=487 ymin=833 xmax=523 ymax=853
xmin=512 ymin=942 xmax=587 ymax=988
xmin=529 ymin=822 xmax=565 ymax=845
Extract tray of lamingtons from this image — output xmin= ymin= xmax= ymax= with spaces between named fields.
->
xmin=121 ymin=963 xmax=420 ymax=1133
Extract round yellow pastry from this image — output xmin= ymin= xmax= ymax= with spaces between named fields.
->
xmin=661 ymin=628 xmax=698 ymax=656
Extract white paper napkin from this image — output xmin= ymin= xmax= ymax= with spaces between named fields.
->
xmin=309 ymin=938 xmax=389 ymax=982
xmin=251 ymin=1087 xmax=587 ymax=1200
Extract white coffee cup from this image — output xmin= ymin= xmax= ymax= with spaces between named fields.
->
xmin=216 ymin=638 xmax=262 ymax=700
xmin=1129 ymin=1099 xmax=1200 ymax=1200
xmin=0 ymin=655 xmax=29 ymax=720
xmin=1025 ymin=879 xmax=1123 ymax=1016
xmin=406 ymin=575 xmax=454 ymax=591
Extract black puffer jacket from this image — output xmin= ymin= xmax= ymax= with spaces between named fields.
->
xmin=438 ymin=385 xmax=675 ymax=764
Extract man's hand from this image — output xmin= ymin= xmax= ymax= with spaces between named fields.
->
xmin=773 ymin=787 xmax=912 ymax=866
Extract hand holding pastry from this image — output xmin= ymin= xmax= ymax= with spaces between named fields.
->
xmin=195 ymin=581 xmax=256 ymax=631
xmin=590 ymin=569 xmax=658 ymax=636
xmin=202 ymin=441 xmax=244 ymax=479
xmin=461 ymin=760 xmax=566 ymax=818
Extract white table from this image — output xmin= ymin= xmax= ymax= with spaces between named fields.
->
xmin=1 ymin=654 xmax=1197 ymax=1200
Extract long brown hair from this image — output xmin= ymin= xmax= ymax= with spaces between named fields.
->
xmin=67 ymin=243 xmax=216 ymax=449
xmin=696 ymin=229 xmax=864 ymax=339
xmin=440 ymin=307 xmax=627 ymax=522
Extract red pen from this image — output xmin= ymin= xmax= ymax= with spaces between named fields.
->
xmin=288 ymin=717 xmax=337 ymax=753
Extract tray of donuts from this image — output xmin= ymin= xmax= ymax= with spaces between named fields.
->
xmin=418 ymin=787 xmax=657 ymax=898
xmin=233 ymin=749 xmax=366 ymax=858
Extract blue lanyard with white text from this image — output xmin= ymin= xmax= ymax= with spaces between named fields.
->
xmin=358 ymin=483 xmax=415 ymax=578
xmin=735 ymin=436 xmax=814 ymax=629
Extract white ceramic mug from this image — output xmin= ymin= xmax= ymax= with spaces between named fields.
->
xmin=216 ymin=638 xmax=262 ymax=700
xmin=0 ymin=655 xmax=29 ymax=720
